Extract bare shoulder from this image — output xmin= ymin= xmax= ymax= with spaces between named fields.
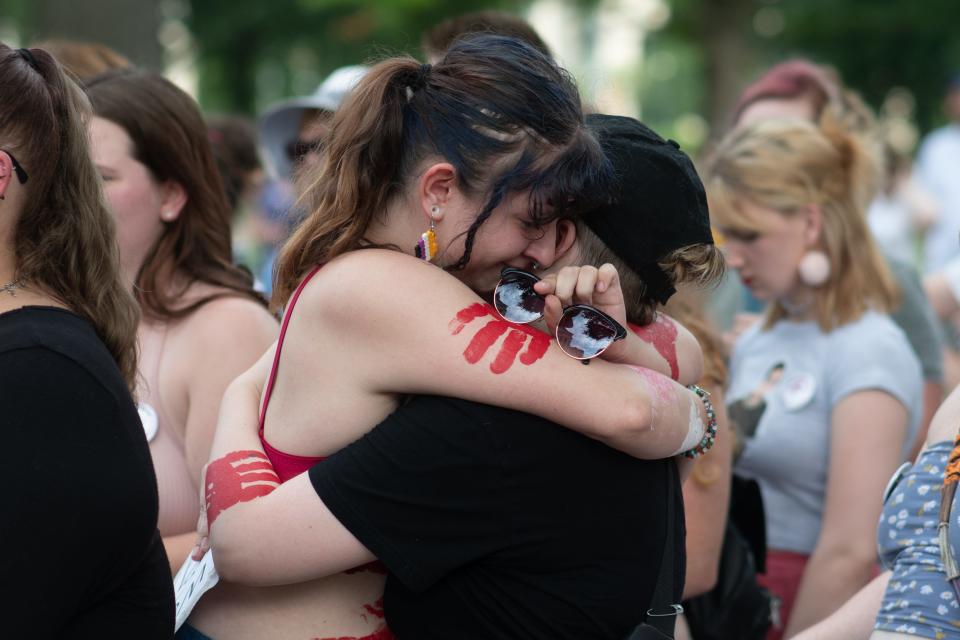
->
xmin=172 ymin=286 xmax=278 ymax=351
xmin=296 ymin=249 xmax=472 ymax=319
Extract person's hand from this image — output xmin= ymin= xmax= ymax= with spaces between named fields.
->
xmin=190 ymin=451 xmax=280 ymax=561
xmin=191 ymin=464 xmax=210 ymax=561
xmin=534 ymin=264 xmax=627 ymax=334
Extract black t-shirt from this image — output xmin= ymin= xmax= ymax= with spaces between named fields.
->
xmin=310 ymin=395 xmax=684 ymax=640
xmin=0 ymin=307 xmax=174 ymax=638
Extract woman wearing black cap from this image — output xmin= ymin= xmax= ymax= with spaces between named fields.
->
xmin=178 ymin=39 xmax=716 ymax=640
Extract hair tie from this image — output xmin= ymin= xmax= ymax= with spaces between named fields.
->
xmin=17 ymin=48 xmax=40 ymax=72
xmin=413 ymin=63 xmax=431 ymax=90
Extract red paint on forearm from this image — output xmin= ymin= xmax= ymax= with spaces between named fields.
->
xmin=463 ymin=320 xmax=509 ymax=364
xmin=205 ymin=450 xmax=280 ymax=526
xmin=629 ymin=365 xmax=676 ymax=407
xmin=490 ymin=327 xmax=527 ymax=373
xmin=630 ymin=315 xmax=680 ymax=380
xmin=450 ymin=303 xmax=551 ymax=373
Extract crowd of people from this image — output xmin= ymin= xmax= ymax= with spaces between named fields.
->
xmin=5 ymin=8 xmax=960 ymax=640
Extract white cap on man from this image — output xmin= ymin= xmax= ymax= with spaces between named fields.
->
xmin=258 ymin=65 xmax=368 ymax=180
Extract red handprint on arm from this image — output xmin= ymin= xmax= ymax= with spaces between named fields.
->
xmin=205 ymin=450 xmax=281 ymax=526
xmin=449 ymin=303 xmax=551 ymax=374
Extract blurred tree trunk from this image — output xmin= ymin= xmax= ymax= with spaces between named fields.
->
xmin=30 ymin=0 xmax=163 ymax=70
xmin=700 ymin=0 xmax=755 ymax=136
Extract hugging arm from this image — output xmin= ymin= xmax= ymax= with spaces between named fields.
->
xmin=535 ymin=264 xmax=704 ymax=384
xmin=317 ymin=250 xmax=707 ymax=459
xmin=201 ymin=252 xmax=712 ymax=580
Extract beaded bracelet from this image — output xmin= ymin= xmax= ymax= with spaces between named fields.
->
xmin=684 ymin=384 xmax=719 ymax=459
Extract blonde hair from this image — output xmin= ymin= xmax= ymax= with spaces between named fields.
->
xmin=706 ymin=114 xmax=898 ymax=332
xmin=574 ymin=222 xmax=725 ymax=326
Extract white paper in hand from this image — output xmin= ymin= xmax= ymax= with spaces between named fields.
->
xmin=173 ymin=551 xmax=220 ymax=631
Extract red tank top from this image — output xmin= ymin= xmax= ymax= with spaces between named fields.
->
xmin=258 ymin=264 xmax=389 ymax=584
xmin=259 ymin=265 xmax=326 ymax=482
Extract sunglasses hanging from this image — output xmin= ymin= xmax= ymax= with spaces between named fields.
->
xmin=493 ymin=267 xmax=627 ymax=362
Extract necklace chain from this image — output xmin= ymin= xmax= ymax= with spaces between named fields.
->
xmin=1 ymin=278 xmax=24 ymax=297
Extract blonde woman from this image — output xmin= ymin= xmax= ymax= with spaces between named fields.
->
xmin=707 ymin=115 xmax=923 ymax=638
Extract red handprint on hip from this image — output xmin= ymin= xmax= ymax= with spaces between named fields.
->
xmin=205 ymin=450 xmax=280 ymax=526
xmin=448 ymin=303 xmax=551 ymax=374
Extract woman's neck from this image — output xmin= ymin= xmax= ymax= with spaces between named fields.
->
xmin=779 ymin=286 xmax=817 ymax=321
xmin=365 ymin=198 xmax=421 ymax=258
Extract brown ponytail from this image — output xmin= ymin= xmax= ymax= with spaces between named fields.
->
xmin=273 ymin=35 xmax=612 ymax=308
xmin=274 ymin=58 xmax=424 ymax=304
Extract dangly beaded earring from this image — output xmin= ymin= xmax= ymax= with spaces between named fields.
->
xmin=415 ymin=206 xmax=440 ymax=261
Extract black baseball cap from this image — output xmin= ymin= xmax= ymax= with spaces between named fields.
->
xmin=584 ymin=114 xmax=714 ymax=304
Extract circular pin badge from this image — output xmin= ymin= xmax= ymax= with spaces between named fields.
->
xmin=780 ymin=372 xmax=816 ymax=412
xmin=138 ymin=402 xmax=159 ymax=442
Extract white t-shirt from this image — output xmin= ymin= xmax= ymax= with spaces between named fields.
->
xmin=729 ymin=310 xmax=922 ymax=554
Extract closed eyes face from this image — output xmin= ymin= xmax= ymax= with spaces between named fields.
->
xmin=718 ymin=200 xmax=808 ymax=301
xmin=441 ymin=189 xmax=559 ymax=295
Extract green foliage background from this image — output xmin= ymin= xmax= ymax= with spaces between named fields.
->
xmin=7 ymin=0 xmax=960 ymax=138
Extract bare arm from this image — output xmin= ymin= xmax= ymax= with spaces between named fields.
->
xmin=790 ymin=571 xmax=890 ymax=640
xmin=923 ymin=271 xmax=960 ymax=321
xmin=316 ymin=250 xmax=706 ymax=460
xmin=163 ymin=297 xmax=277 ymax=570
xmin=784 ymin=391 xmax=907 ymax=637
xmin=681 ymin=385 xmax=733 ymax=599
xmin=210 ymin=472 xmax=375 ymax=586
xmin=194 ymin=360 xmax=373 ymax=584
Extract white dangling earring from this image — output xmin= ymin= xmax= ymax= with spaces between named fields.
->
xmin=798 ymin=250 xmax=830 ymax=287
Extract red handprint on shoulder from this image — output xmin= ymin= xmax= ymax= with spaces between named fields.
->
xmin=449 ymin=303 xmax=551 ymax=374
xmin=205 ymin=450 xmax=280 ymax=526
xmin=629 ymin=314 xmax=679 ymax=380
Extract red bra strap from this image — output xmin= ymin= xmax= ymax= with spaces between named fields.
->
xmin=259 ymin=264 xmax=324 ymax=431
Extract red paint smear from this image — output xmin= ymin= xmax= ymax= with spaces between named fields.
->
xmin=232 ymin=460 xmax=275 ymax=473
xmin=629 ymin=365 xmax=675 ymax=408
xmin=491 ymin=329 xmax=527 ymax=373
xmin=630 ymin=316 xmax=679 ymax=380
xmin=205 ymin=450 xmax=279 ymax=526
xmin=312 ymin=623 xmax=395 ymax=640
xmin=344 ymin=561 xmax=388 ymax=575
xmin=463 ymin=320 xmax=508 ymax=364
xmin=448 ymin=303 xmax=491 ymax=335
xmin=449 ymin=303 xmax=552 ymax=373
xmin=364 ymin=598 xmax=386 ymax=619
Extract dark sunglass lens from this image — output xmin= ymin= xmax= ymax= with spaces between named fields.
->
xmin=494 ymin=274 xmax=545 ymax=323
xmin=556 ymin=307 xmax=618 ymax=359
xmin=285 ymin=139 xmax=322 ymax=163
